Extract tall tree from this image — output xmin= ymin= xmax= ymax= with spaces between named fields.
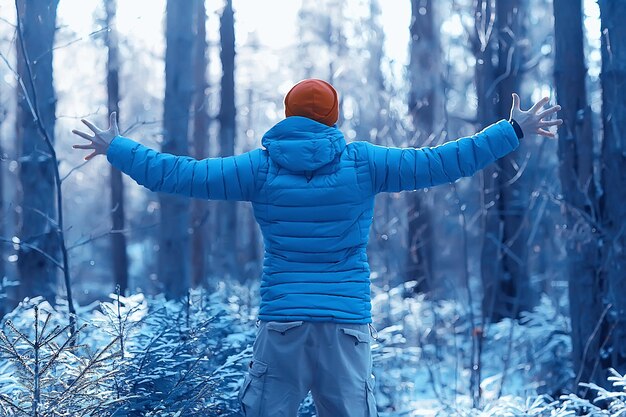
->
xmin=160 ymin=0 xmax=194 ymax=297
xmin=406 ymin=0 xmax=438 ymax=293
xmin=598 ymin=0 xmax=626 ymax=379
xmin=105 ymin=0 xmax=129 ymax=294
xmin=15 ymin=0 xmax=60 ymax=303
xmin=353 ymin=0 xmax=396 ymax=290
xmin=474 ymin=0 xmax=534 ymax=321
xmin=191 ymin=0 xmax=210 ymax=287
xmin=0 ymin=103 xmax=6 ymax=313
xmin=553 ymin=0 xmax=600 ymax=387
xmin=241 ymin=86 xmax=261 ymax=279
xmin=298 ymin=0 xmax=346 ymax=92
xmin=323 ymin=0 xmax=347 ymax=89
xmin=217 ymin=0 xmax=237 ymax=277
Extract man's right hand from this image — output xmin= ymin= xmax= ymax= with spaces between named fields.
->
xmin=72 ymin=111 xmax=119 ymax=161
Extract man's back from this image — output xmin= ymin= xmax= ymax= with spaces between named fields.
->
xmin=253 ymin=116 xmax=376 ymax=324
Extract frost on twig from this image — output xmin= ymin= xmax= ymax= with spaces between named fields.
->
xmin=0 ymin=304 xmax=124 ymax=417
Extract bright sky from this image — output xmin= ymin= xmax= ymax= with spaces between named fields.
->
xmin=17 ymin=0 xmax=407 ymax=124
xmin=0 ymin=0 xmax=602 ymax=81
xmin=0 ymin=0 xmax=601 ymax=119
xmin=49 ymin=0 xmax=410 ymax=72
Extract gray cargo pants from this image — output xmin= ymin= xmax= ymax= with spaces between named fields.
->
xmin=237 ymin=320 xmax=378 ymax=417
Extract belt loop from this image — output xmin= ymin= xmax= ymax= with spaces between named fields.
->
xmin=368 ymin=323 xmax=378 ymax=341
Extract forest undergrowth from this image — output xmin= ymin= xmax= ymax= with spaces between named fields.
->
xmin=0 ymin=280 xmax=624 ymax=417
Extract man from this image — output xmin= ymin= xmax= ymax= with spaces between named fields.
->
xmin=72 ymin=79 xmax=561 ymax=416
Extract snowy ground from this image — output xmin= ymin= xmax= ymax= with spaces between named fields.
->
xmin=1 ymin=280 xmax=623 ymax=416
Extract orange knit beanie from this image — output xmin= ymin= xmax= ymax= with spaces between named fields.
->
xmin=284 ymin=79 xmax=339 ymax=126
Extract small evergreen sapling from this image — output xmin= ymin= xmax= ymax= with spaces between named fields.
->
xmin=0 ymin=305 xmax=125 ymax=416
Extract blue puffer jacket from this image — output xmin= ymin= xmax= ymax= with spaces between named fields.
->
xmin=107 ymin=116 xmax=519 ymax=323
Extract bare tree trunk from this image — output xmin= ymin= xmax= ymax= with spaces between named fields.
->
xmin=105 ymin=0 xmax=129 ymax=295
xmin=553 ymin=0 xmax=601 ymax=388
xmin=296 ymin=1 xmax=346 ymax=121
xmin=0 ymin=113 xmax=6 ymax=314
xmin=598 ymin=0 xmax=626 ymax=379
xmin=353 ymin=0 xmax=386 ymax=284
xmin=241 ymin=87 xmax=261 ymax=279
xmin=470 ymin=2 xmax=498 ymax=403
xmin=218 ymin=0 xmax=237 ymax=278
xmin=475 ymin=0 xmax=533 ymax=321
xmin=474 ymin=0 xmax=498 ymax=322
xmin=406 ymin=0 xmax=437 ymax=295
xmin=15 ymin=0 xmax=60 ymax=303
xmin=160 ymin=0 xmax=194 ymax=298
xmin=191 ymin=0 xmax=210 ymax=288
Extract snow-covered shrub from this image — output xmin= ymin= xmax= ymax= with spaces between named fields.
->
xmin=516 ymin=293 xmax=573 ymax=394
xmin=556 ymin=369 xmax=626 ymax=417
xmin=468 ymin=291 xmax=573 ymax=401
xmin=0 ymin=303 xmax=124 ymax=416
xmin=370 ymin=282 xmax=465 ymax=412
xmin=4 ymin=279 xmax=621 ymax=417
xmin=104 ymin=286 xmax=257 ymax=416
xmin=447 ymin=394 xmax=558 ymax=417
xmin=369 ymin=281 xmax=572 ymax=414
xmin=450 ymin=369 xmax=626 ymax=417
xmin=0 ymin=281 xmax=259 ymax=417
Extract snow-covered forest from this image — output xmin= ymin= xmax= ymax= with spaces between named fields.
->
xmin=0 ymin=0 xmax=625 ymax=416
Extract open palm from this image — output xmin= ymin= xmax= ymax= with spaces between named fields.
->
xmin=72 ymin=112 xmax=119 ymax=161
xmin=510 ymin=93 xmax=562 ymax=138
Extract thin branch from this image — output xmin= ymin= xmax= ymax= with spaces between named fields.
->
xmin=32 ymin=26 xmax=111 ymax=63
xmin=0 ymin=393 xmax=29 ymax=414
xmin=0 ymin=16 xmax=16 ymax=29
xmin=50 ymin=335 xmax=120 ymax=406
xmin=60 ymin=159 xmax=90 ymax=183
xmin=122 ymin=118 xmax=163 ymax=136
xmin=20 ymin=204 xmax=60 ymax=229
xmin=485 ymin=42 xmax=516 ymax=99
xmin=0 ymin=238 xmax=64 ymax=270
xmin=67 ymin=222 xmax=159 ymax=251
xmin=0 ymin=50 xmax=38 ymax=123
xmin=14 ymin=0 xmax=76 ymax=335
xmin=575 ymin=303 xmax=612 ymax=388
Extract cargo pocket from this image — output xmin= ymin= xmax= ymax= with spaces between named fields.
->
xmin=238 ymin=359 xmax=268 ymax=416
xmin=340 ymin=327 xmax=371 ymax=345
xmin=366 ymin=373 xmax=378 ymax=417
xmin=266 ymin=320 xmax=304 ymax=335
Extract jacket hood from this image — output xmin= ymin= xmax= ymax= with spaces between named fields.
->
xmin=261 ymin=116 xmax=346 ymax=173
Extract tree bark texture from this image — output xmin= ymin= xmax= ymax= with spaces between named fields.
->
xmin=106 ymin=0 xmax=129 ymax=295
xmin=15 ymin=0 xmax=60 ymax=303
xmin=217 ymin=0 xmax=238 ymax=278
xmin=553 ymin=0 xmax=602 ymax=388
xmin=160 ymin=0 xmax=194 ymax=298
xmin=475 ymin=0 xmax=534 ymax=321
xmin=191 ymin=0 xmax=210 ymax=287
xmin=406 ymin=0 xmax=438 ymax=294
xmin=599 ymin=0 xmax=626 ymax=379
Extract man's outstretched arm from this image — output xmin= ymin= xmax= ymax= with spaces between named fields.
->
xmin=72 ymin=112 xmax=262 ymax=201
xmin=365 ymin=94 xmax=562 ymax=194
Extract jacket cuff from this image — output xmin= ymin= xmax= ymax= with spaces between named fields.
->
xmin=106 ymin=135 xmax=139 ymax=171
xmin=488 ymin=119 xmax=520 ymax=157
xmin=508 ymin=118 xmax=524 ymax=139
